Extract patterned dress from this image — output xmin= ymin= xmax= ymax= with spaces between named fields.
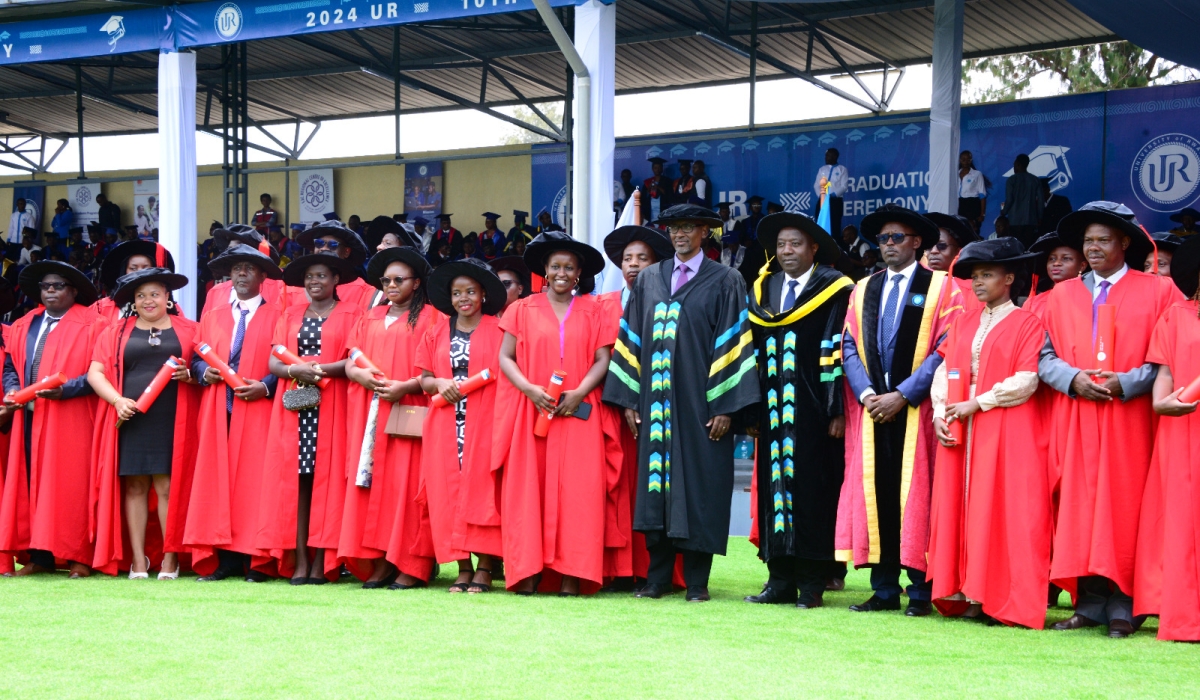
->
xmin=297 ymin=316 xmax=324 ymax=475
xmin=450 ymin=327 xmax=472 ymax=463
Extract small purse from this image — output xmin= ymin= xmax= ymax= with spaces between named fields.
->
xmin=282 ymin=382 xmax=322 ymax=412
xmin=385 ymin=404 xmax=427 ymax=438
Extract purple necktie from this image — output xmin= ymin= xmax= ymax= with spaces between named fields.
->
xmin=1092 ymin=279 xmax=1111 ymax=344
xmin=673 ymin=263 xmax=691 ymax=294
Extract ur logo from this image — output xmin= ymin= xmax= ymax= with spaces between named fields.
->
xmin=1132 ymin=133 xmax=1200 ymax=212
xmin=100 ymin=16 xmax=125 ymax=52
xmin=215 ymin=3 xmax=244 ymax=41
xmin=418 ymin=165 xmax=428 ymax=176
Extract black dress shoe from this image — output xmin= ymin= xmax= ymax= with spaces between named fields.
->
xmin=744 ymin=586 xmax=797 ymax=604
xmin=599 ymin=576 xmax=639 ymax=593
xmin=635 ymin=583 xmax=670 ymax=599
xmin=1052 ymin=613 xmax=1102 ymax=631
xmin=796 ymin=592 xmax=824 ymax=609
xmin=1048 ymin=583 xmax=1064 ymax=607
xmin=1108 ymin=619 xmax=1135 ymax=639
xmin=905 ymin=600 xmax=932 ymax=617
xmin=245 ymin=570 xmax=270 ymax=583
xmin=196 ymin=565 xmax=242 ymax=582
xmin=825 ymin=578 xmax=846 ymax=592
xmin=849 ymin=595 xmax=901 ymax=612
xmin=685 ymin=586 xmax=710 ymax=602
xmin=363 ymin=570 xmax=400 ymax=590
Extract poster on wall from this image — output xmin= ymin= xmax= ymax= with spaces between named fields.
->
xmin=297 ymin=168 xmax=336 ymax=224
xmin=133 ymin=179 xmax=159 ymax=240
xmin=404 ymin=161 xmax=443 ymax=221
xmin=11 ymin=185 xmax=44 ymax=235
xmin=69 ymin=182 xmax=102 ymax=234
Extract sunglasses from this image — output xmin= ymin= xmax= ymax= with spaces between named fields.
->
xmin=932 ymin=242 xmax=953 ymax=252
xmin=39 ymin=282 xmax=73 ymax=292
xmin=501 ymin=279 xmax=519 ymax=289
xmin=379 ymin=275 xmax=416 ymax=287
xmin=313 ymin=239 xmax=341 ymax=250
xmin=877 ymin=233 xmax=915 ymax=245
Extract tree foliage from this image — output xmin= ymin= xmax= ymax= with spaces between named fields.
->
xmin=962 ymin=41 xmax=1195 ymax=103
xmin=501 ymin=103 xmax=564 ymax=145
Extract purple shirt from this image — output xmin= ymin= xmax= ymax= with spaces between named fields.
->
xmin=671 ymin=252 xmax=703 ymax=294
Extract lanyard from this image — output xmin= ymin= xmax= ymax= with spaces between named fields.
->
xmin=557 ymin=296 xmax=576 ymax=364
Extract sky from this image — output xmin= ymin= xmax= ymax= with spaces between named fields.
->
xmin=5 ymin=58 xmax=1182 ymax=177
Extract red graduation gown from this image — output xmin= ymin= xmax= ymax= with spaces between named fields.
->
xmin=928 ymin=306 xmax=1052 ymax=628
xmin=89 ymin=316 xmax=202 ymax=575
xmin=1042 ymin=270 xmax=1181 ymax=594
xmin=493 ymin=294 xmax=621 ymax=592
xmin=0 ymin=328 xmax=12 ymax=575
xmin=597 ymin=290 xmax=643 ymax=579
xmin=0 ymin=304 xmax=103 ymax=566
xmin=337 ymin=305 xmax=440 ymax=582
xmin=92 ymin=297 xmax=120 ymax=324
xmin=953 ymin=277 xmax=982 ymax=316
xmin=1134 ymin=300 xmax=1200 ymax=641
xmin=202 ymin=278 xmax=287 ymax=316
xmin=183 ymin=299 xmax=283 ymax=576
xmin=255 ymin=300 xmax=361 ymax=579
xmin=414 ymin=314 xmax=504 ymax=563
xmin=281 ymin=278 xmax=377 ymax=312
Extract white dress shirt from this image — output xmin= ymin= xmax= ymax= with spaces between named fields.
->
xmin=779 ymin=264 xmax=815 ymax=312
xmin=858 ymin=260 xmax=919 ymax=401
xmin=814 ymin=164 xmax=849 ymax=198
xmin=227 ymin=287 xmax=265 ymax=344
xmin=958 ymin=168 xmax=988 ymax=199
xmin=1091 ymin=264 xmax=1127 ymax=301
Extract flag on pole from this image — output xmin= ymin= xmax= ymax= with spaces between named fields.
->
xmin=816 ymin=182 xmax=832 ymax=234
xmin=599 ymin=188 xmax=644 ymax=294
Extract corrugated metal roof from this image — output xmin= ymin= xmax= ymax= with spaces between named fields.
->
xmin=0 ymin=0 xmax=1117 ymax=138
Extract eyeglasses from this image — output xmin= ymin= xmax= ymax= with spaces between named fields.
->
xmin=379 ymin=275 xmax=416 ymax=287
xmin=500 ymin=280 xmax=518 ymax=289
xmin=933 ymin=242 xmax=953 ymax=252
xmin=668 ymin=222 xmax=701 ymax=234
xmin=313 ymin=239 xmax=341 ymax=250
xmin=39 ymin=282 xmax=73 ymax=292
xmin=877 ymin=233 xmax=915 ymax=245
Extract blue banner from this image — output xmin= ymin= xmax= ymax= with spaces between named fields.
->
xmin=12 ymin=185 xmax=44 ymax=233
xmin=0 ymin=8 xmax=168 ymax=65
xmin=532 ymin=81 xmax=1200 ymax=238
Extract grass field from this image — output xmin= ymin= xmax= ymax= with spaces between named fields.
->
xmin=1 ymin=538 xmax=1196 ymax=698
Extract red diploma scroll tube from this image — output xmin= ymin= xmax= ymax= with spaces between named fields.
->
xmin=10 ymin=372 xmax=67 ymax=405
xmin=1093 ymin=304 xmax=1115 ymax=382
xmin=118 ymin=357 xmax=181 ymax=428
xmin=350 ymin=347 xmax=386 ymax=379
xmin=272 ymin=345 xmax=331 ymax=389
xmin=430 ymin=369 xmax=495 ymax=408
xmin=946 ymin=368 xmax=964 ymax=446
xmin=196 ymin=342 xmax=248 ymax=389
xmin=1180 ymin=375 xmax=1200 ymax=404
xmin=533 ymin=371 xmax=567 ymax=438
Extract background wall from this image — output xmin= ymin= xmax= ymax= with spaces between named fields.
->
xmin=0 ymin=144 xmax=532 ymax=240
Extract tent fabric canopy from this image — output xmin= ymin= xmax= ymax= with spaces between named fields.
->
xmin=1066 ymin=0 xmax=1200 ymax=71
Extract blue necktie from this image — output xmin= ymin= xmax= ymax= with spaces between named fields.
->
xmin=782 ymin=279 xmax=799 ymax=312
xmin=880 ymin=273 xmax=905 ymax=353
xmin=226 ymin=307 xmax=249 ymax=413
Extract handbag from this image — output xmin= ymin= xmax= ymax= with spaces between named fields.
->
xmin=385 ymin=403 xmax=427 ymax=438
xmin=282 ymin=382 xmax=322 ymax=412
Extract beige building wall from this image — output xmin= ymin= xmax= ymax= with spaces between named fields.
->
xmin=0 ymin=144 xmax=532 ymax=242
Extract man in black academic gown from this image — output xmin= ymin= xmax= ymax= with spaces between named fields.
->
xmin=735 ymin=196 xmax=769 ymax=289
xmin=604 ymin=203 xmax=761 ymax=603
xmin=742 ymin=212 xmax=855 ymax=609
xmin=535 ymin=208 xmax=564 ymax=234
xmin=504 ymin=210 xmax=535 ymax=254
xmin=431 ymin=214 xmax=463 ymax=258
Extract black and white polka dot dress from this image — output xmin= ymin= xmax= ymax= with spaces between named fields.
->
xmin=297 ymin=316 xmax=325 ymax=475
xmin=450 ymin=327 xmax=472 ymax=464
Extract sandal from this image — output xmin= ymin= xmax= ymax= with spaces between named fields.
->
xmin=448 ymin=581 xmax=471 ymax=593
xmin=514 ymin=573 xmax=542 ymax=597
xmin=467 ymin=567 xmax=492 ymax=594
xmin=289 ymin=577 xmax=308 ymax=586
xmin=129 ymin=557 xmax=150 ymax=580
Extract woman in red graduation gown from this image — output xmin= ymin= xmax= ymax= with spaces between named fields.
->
xmin=494 ymin=231 xmax=618 ymax=596
xmin=257 ymin=254 xmax=361 ymax=584
xmin=596 ymin=226 xmax=674 ymax=587
xmin=93 ymin=240 xmax=175 ymax=323
xmin=1134 ymin=237 xmax=1200 ymax=641
xmin=925 ymin=213 xmax=982 ymax=315
xmin=0 ymin=284 xmax=17 ymax=576
xmin=290 ymin=221 xmax=376 ymax=310
xmin=185 ymin=244 xmax=284 ymax=579
xmin=929 ymin=239 xmax=1052 ymax=629
xmin=1024 ymin=232 xmax=1088 ymax=318
xmin=416 ymin=258 xmax=506 ymax=593
xmin=88 ymin=268 xmax=200 ymax=578
xmin=338 ymin=247 xmax=440 ymax=589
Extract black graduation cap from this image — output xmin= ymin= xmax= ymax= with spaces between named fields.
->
xmin=513 ymin=210 xmax=529 ymax=219
xmin=715 ymin=201 xmax=732 ymax=208
xmin=746 ymin=195 xmax=765 ymax=205
xmin=482 ymin=212 xmax=500 ymax=220
xmin=677 ymin=158 xmax=693 ymax=165
xmin=439 ymin=213 xmax=453 ymax=221
xmin=647 ymin=156 xmax=667 ymax=165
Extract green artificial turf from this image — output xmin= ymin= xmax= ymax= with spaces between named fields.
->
xmin=0 ymin=537 xmax=1196 ymax=698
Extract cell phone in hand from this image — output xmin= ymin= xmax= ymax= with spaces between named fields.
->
xmin=571 ymin=400 xmax=592 ymax=421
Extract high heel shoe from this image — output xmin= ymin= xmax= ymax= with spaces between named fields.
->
xmin=129 ymin=557 xmax=150 ymax=580
xmin=157 ymin=562 xmax=181 ymax=580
